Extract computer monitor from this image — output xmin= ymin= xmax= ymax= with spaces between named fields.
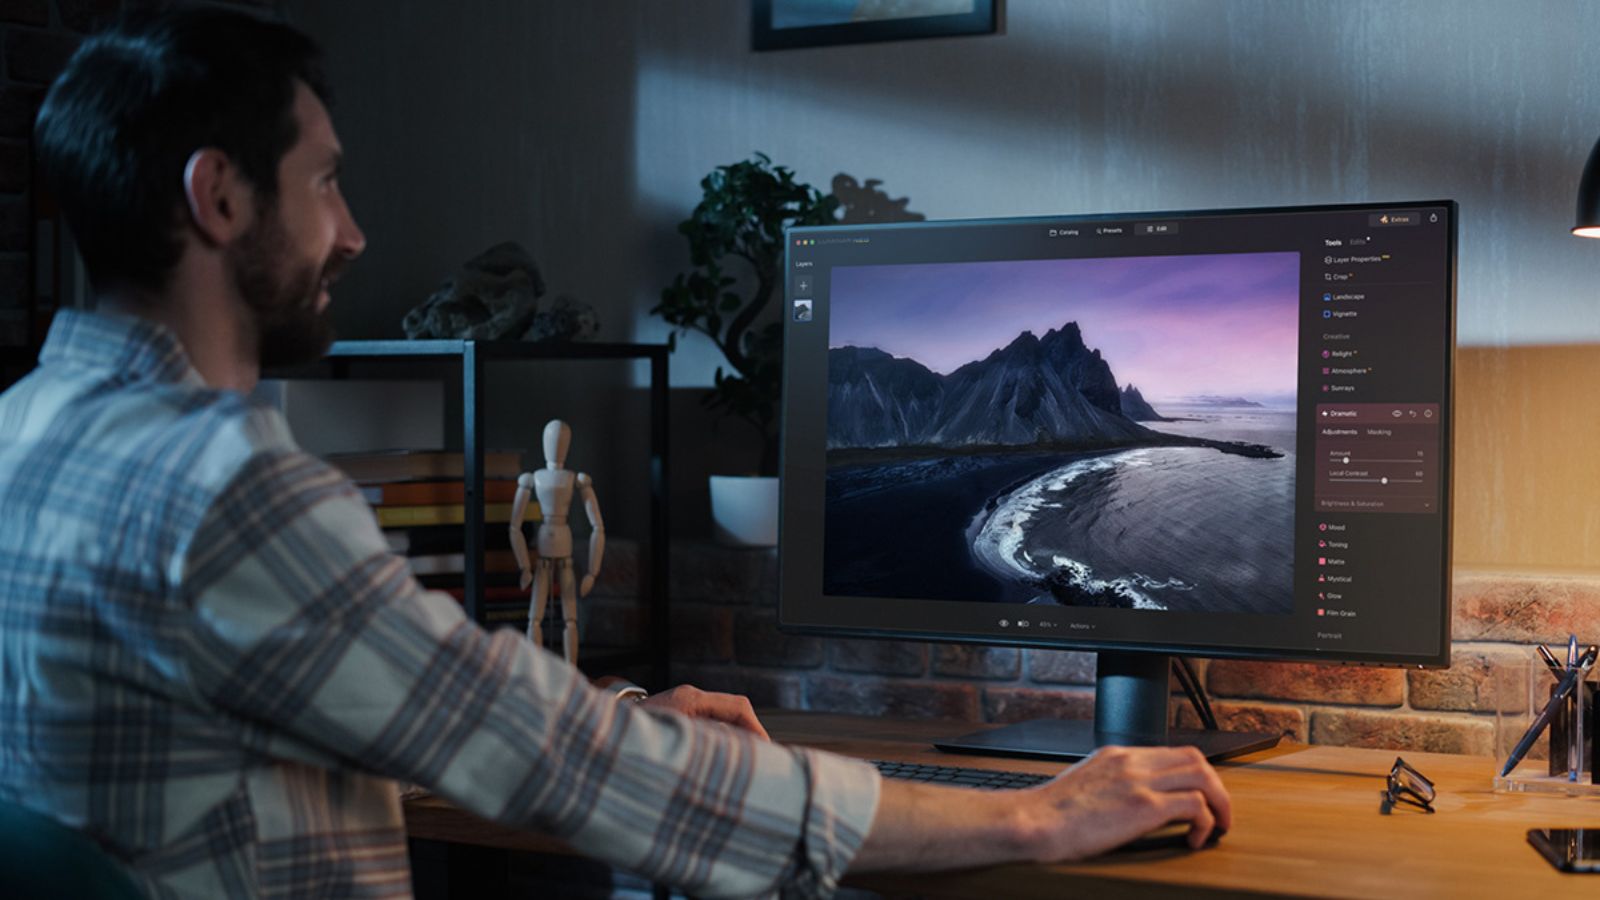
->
xmin=777 ymin=200 xmax=1456 ymax=762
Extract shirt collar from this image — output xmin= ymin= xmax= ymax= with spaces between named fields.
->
xmin=39 ymin=308 xmax=207 ymax=388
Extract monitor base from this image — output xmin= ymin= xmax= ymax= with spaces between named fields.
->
xmin=934 ymin=718 xmax=1280 ymax=763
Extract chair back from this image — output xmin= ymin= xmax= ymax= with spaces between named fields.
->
xmin=0 ymin=798 xmax=145 ymax=900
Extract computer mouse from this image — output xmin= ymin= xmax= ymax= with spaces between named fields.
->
xmin=1112 ymin=821 xmax=1226 ymax=854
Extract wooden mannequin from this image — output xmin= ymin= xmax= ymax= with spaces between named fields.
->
xmin=508 ymin=419 xmax=604 ymax=663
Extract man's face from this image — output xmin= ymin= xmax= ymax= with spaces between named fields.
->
xmin=234 ymin=81 xmax=364 ymax=369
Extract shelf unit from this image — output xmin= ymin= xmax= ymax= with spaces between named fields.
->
xmin=272 ymin=338 xmax=670 ymax=688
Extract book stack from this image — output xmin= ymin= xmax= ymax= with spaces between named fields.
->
xmin=324 ymin=450 xmax=538 ymax=602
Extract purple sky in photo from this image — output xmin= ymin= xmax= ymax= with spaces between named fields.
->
xmin=828 ymin=252 xmax=1300 ymax=403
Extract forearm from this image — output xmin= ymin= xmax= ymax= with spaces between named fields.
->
xmin=850 ymin=780 xmax=1034 ymax=873
xmin=587 ymin=525 xmax=604 ymax=577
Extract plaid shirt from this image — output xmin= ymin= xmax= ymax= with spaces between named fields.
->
xmin=0 ymin=309 xmax=879 ymax=900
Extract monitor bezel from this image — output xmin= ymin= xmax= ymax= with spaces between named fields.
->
xmin=776 ymin=199 xmax=1457 ymax=671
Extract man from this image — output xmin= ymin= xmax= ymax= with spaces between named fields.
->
xmin=0 ymin=8 xmax=1230 ymax=899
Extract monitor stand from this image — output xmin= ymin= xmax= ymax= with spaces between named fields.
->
xmin=933 ymin=651 xmax=1281 ymax=763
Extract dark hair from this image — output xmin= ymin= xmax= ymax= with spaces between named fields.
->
xmin=34 ymin=7 xmax=328 ymax=294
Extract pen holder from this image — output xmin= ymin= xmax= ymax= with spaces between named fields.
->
xmin=1548 ymin=681 xmax=1595 ymax=779
xmin=1494 ymin=651 xmax=1600 ymax=795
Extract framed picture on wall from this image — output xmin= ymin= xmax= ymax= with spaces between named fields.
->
xmin=752 ymin=0 xmax=997 ymax=51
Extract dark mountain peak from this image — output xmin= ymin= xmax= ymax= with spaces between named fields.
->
xmin=1039 ymin=321 xmax=1106 ymax=369
xmin=1040 ymin=321 xmax=1086 ymax=350
xmin=1004 ymin=329 xmax=1043 ymax=357
xmin=828 ymin=320 xmax=1152 ymax=450
xmin=836 ymin=344 xmax=890 ymax=360
xmin=954 ymin=330 xmax=1040 ymax=380
xmin=1027 ymin=321 xmax=1121 ymax=415
xmin=830 ymin=344 xmax=940 ymax=387
xmin=1121 ymin=383 xmax=1168 ymax=421
xmin=829 ymin=344 xmax=890 ymax=369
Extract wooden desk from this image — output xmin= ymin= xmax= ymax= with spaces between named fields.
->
xmin=405 ymin=711 xmax=1600 ymax=899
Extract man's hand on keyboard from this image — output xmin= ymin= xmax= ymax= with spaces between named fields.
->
xmin=851 ymin=744 xmax=1231 ymax=872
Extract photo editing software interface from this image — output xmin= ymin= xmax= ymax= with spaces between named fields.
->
xmin=778 ymin=201 xmax=1456 ymax=669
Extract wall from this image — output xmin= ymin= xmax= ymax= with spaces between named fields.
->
xmin=285 ymin=1 xmax=1600 ymax=348
xmin=1456 ymin=345 xmax=1600 ymax=571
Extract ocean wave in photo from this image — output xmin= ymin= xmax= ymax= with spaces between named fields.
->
xmin=968 ymin=412 xmax=1294 ymax=613
xmin=970 ymin=452 xmax=1181 ymax=609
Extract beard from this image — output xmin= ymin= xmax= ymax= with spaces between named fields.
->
xmin=233 ymin=204 xmax=341 ymax=369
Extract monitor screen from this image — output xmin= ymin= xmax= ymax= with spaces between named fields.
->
xmin=777 ymin=201 xmax=1456 ymax=759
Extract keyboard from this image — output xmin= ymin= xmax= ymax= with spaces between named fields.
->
xmin=871 ymin=759 xmax=1053 ymax=790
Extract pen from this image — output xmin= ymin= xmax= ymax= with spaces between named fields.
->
xmin=1503 ymin=656 xmax=1593 ymax=777
xmin=1539 ymin=644 xmax=1565 ymax=680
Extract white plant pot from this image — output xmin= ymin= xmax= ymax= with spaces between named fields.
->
xmin=709 ymin=475 xmax=779 ymax=547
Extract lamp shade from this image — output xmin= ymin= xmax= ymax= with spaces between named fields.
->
xmin=1576 ymin=134 xmax=1600 ymax=237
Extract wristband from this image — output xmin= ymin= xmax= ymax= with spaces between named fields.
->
xmin=604 ymin=680 xmax=648 ymax=703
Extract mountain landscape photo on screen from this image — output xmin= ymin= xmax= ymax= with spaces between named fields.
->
xmin=823 ymin=251 xmax=1300 ymax=613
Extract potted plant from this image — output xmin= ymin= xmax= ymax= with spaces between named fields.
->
xmin=654 ymin=153 xmax=837 ymax=544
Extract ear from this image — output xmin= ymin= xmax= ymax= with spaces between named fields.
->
xmin=182 ymin=148 xmax=254 ymax=247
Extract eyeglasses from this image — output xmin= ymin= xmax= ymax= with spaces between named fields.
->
xmin=1382 ymin=756 xmax=1435 ymax=814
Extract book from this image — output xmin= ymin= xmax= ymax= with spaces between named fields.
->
xmin=357 ymin=478 xmax=522 ymax=506
xmin=405 ymin=550 xmax=520 ymax=577
xmin=423 ymin=574 xmax=523 ymax=592
xmin=414 ymin=569 xmax=521 ymax=592
xmin=439 ymin=585 xmax=528 ymax=605
xmin=374 ymin=501 xmax=516 ymax=529
xmin=384 ymin=524 xmax=522 ymax=556
xmin=326 ymin=449 xmax=523 ymax=482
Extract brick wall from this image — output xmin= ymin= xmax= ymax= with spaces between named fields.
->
xmin=637 ymin=539 xmax=1600 ymax=758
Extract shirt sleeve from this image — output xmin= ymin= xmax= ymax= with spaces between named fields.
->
xmin=179 ymin=444 xmax=880 ymax=900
